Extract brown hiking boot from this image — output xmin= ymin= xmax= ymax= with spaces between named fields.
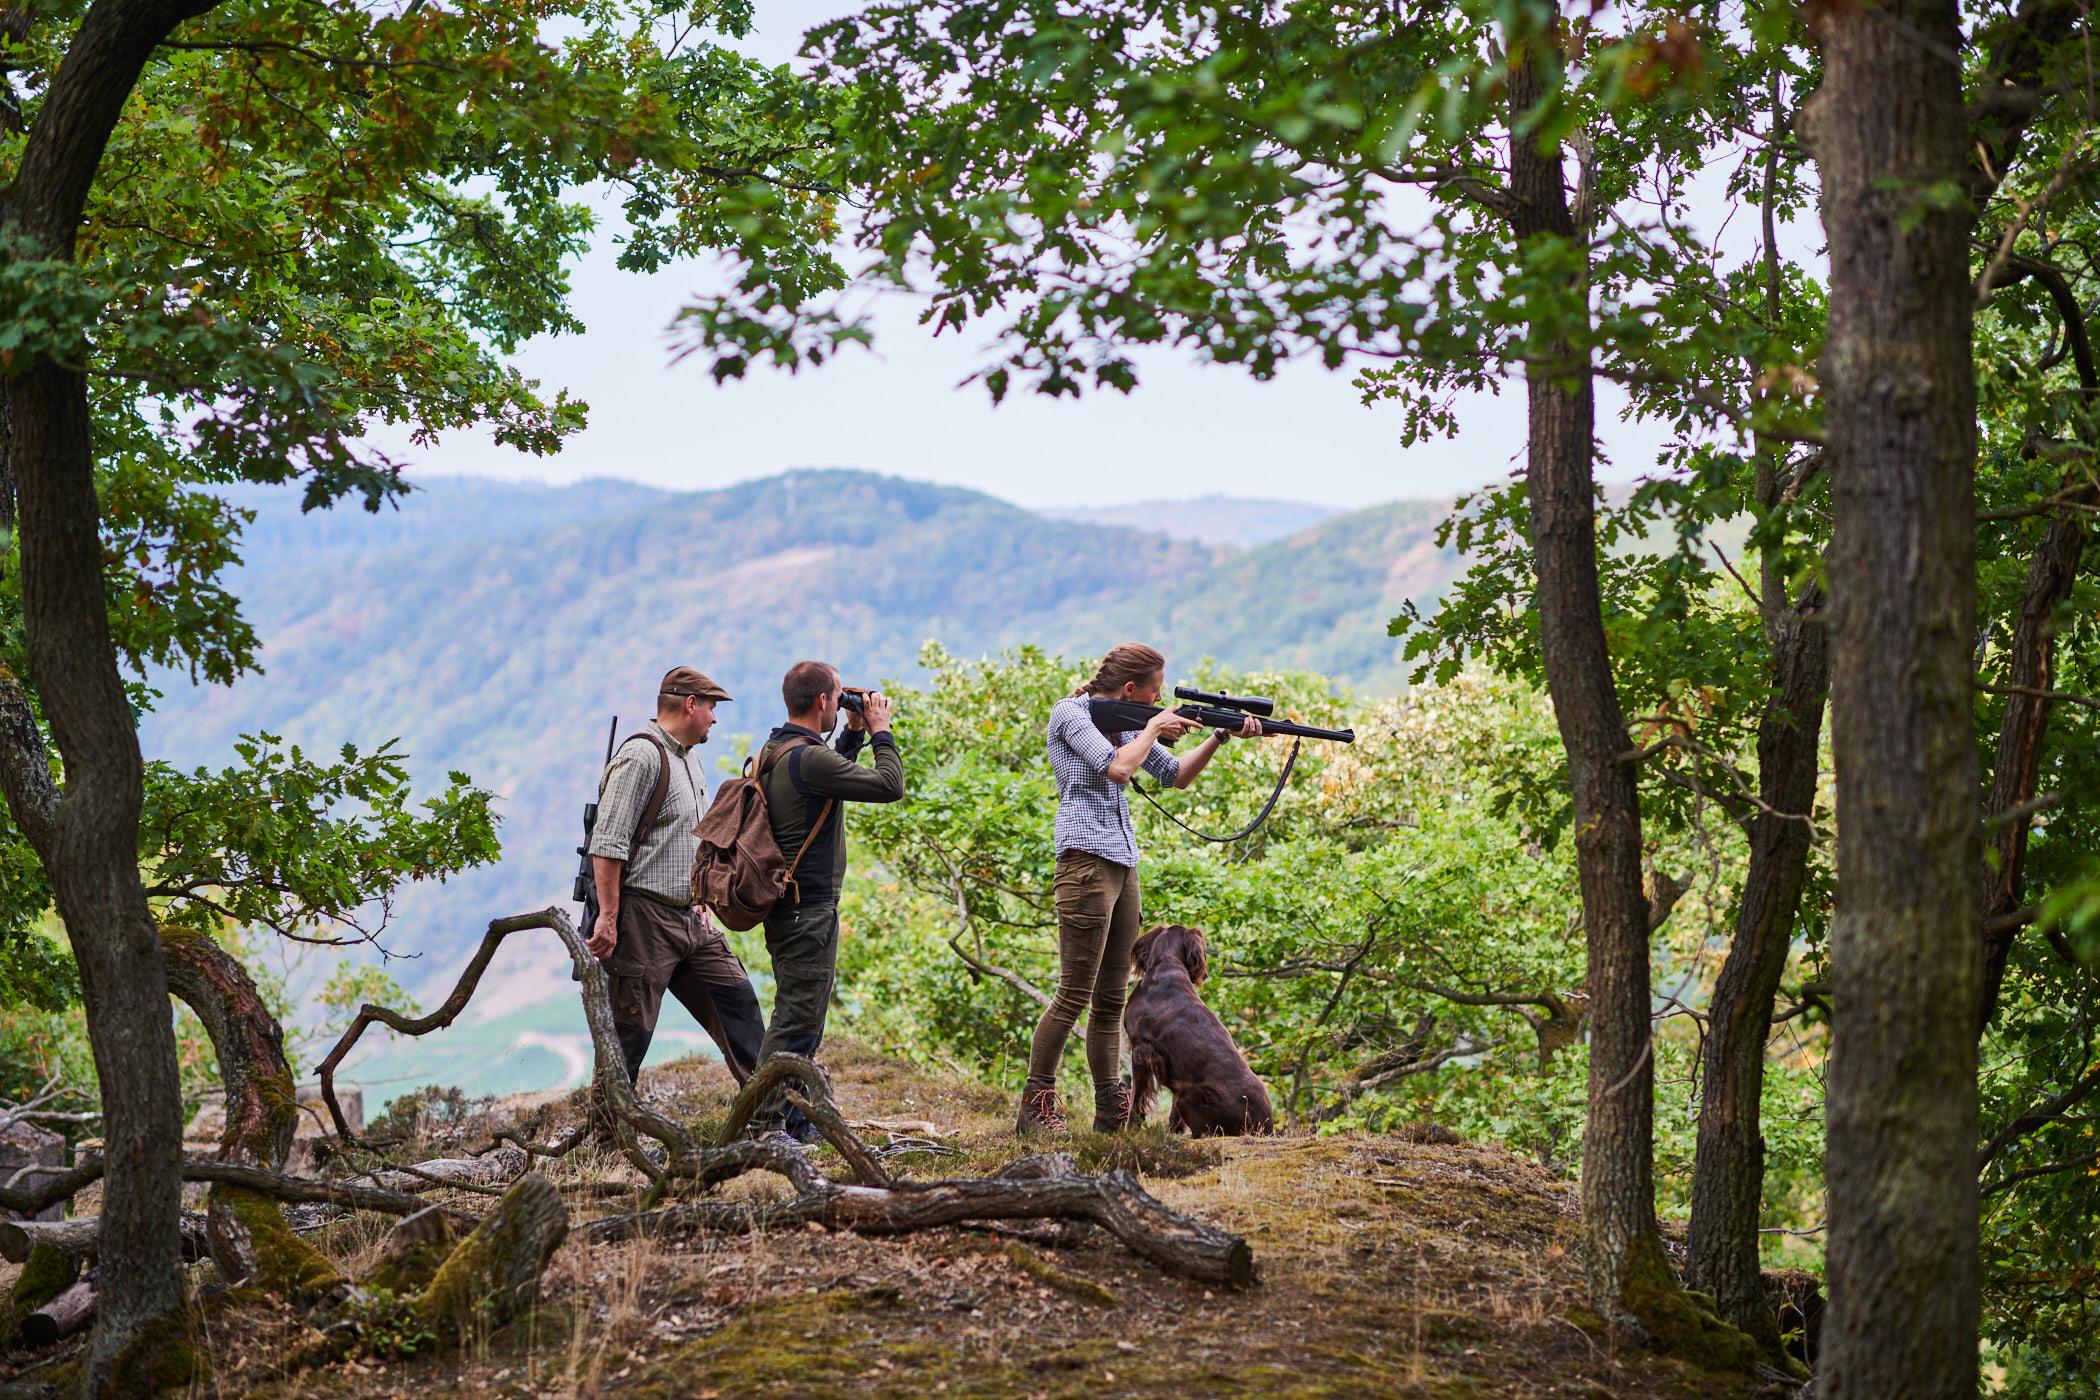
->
xmin=1093 ymin=1081 xmax=1134 ymax=1133
xmin=1016 ymin=1084 xmax=1069 ymax=1135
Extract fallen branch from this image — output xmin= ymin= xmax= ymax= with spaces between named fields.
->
xmin=582 ymin=1150 xmax=1255 ymax=1289
xmin=342 ymin=1146 xmax=528 ymax=1197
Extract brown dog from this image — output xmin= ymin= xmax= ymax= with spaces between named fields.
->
xmin=1124 ymin=924 xmax=1275 ymax=1135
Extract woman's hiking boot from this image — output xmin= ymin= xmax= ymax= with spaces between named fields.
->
xmin=1016 ymin=1079 xmax=1069 ymax=1135
xmin=1093 ymin=1080 xmax=1134 ymax=1133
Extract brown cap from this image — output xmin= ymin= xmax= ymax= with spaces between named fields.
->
xmin=659 ymin=666 xmax=732 ymax=702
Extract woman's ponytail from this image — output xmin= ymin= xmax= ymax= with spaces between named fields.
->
xmin=1075 ymin=642 xmax=1166 ymax=697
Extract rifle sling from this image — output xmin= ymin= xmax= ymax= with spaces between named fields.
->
xmin=1130 ymin=736 xmax=1302 ymax=844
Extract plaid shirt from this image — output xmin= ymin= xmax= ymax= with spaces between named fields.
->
xmin=1045 ymin=695 xmax=1180 ymax=867
xmin=587 ymin=720 xmax=706 ymax=903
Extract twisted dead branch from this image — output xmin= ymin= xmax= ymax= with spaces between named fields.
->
xmin=582 ymin=1150 xmax=1256 ymax=1288
xmin=316 ymin=907 xmax=695 ymax=1184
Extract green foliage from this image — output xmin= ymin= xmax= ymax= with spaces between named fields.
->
xmin=141 ymin=735 xmax=499 ymax=945
xmin=337 ymin=1287 xmax=442 ymax=1361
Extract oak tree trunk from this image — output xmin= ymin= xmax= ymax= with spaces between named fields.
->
xmin=1804 ymin=3 xmax=1982 ymax=1393
xmin=1686 ymin=584 xmax=1827 ymax=1352
xmin=1979 ymin=475 xmax=2094 ymax=1022
xmin=1504 ymin=50 xmax=1684 ymax=1336
xmin=0 ymin=0 xmax=233 ymax=1385
xmin=6 ymin=362 xmax=191 ymax=1390
xmin=162 ymin=928 xmax=344 ymax=1300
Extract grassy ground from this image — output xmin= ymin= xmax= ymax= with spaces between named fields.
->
xmin=1 ymin=1040 xmax=1781 ymax=1398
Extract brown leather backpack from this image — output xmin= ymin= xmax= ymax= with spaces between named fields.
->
xmin=690 ymin=736 xmax=833 ymax=931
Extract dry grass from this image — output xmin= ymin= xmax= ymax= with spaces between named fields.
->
xmin=0 ymin=1041 xmax=1778 ymax=1398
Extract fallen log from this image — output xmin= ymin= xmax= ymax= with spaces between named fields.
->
xmin=345 ymin=1146 xmax=527 ymax=1196
xmin=583 ymin=1151 xmax=1255 ymax=1289
xmin=0 ymin=1212 xmax=212 ymax=1265
xmin=21 ymin=1277 xmax=95 ymax=1347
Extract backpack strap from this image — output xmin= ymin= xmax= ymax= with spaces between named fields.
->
xmin=758 ymin=735 xmax=835 ymax=902
xmin=619 ymin=734 xmax=673 ymax=854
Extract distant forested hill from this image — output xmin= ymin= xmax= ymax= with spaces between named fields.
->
xmin=1042 ymin=495 xmax=1341 ymax=548
xmin=139 ymin=469 xmax=1466 ymax=978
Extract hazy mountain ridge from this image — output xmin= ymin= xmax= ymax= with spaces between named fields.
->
xmin=141 ymin=470 xmax=1468 ymax=982
xmin=1042 ymin=495 xmax=1342 ymax=548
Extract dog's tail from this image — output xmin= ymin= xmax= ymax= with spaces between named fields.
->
xmin=1130 ymin=1043 xmax=1163 ymax=1122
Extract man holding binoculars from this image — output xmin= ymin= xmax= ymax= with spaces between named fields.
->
xmin=748 ymin=660 xmax=907 ymax=1139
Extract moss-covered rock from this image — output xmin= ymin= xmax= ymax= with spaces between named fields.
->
xmin=360 ymin=1206 xmax=457 ymax=1296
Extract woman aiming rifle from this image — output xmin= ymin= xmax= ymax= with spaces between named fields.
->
xmin=1018 ymin=642 xmax=1260 ymax=1134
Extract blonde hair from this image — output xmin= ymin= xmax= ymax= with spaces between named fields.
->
xmin=1075 ymin=642 xmax=1166 ymax=697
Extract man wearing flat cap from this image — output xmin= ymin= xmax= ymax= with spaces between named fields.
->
xmin=586 ymin=666 xmax=765 ymax=1085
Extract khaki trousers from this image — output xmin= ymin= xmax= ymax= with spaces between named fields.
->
xmin=1026 ymin=851 xmax=1141 ymax=1088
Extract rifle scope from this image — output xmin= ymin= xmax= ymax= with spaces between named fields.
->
xmin=1173 ymin=686 xmax=1275 ymax=718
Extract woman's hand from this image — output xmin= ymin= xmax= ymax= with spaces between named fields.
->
xmin=1150 ymin=708 xmax=1201 ymax=743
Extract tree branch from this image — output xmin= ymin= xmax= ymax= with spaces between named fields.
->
xmin=1977 ymin=1061 xmax=2100 ymax=1172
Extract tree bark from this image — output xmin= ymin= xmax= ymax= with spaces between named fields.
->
xmin=157 ymin=928 xmax=346 ymax=1299
xmin=1504 ymin=48 xmax=1687 ymax=1340
xmin=0 ymin=0 xmax=228 ymax=1386
xmin=1686 ymin=584 xmax=1827 ymax=1351
xmin=1803 ymin=3 xmax=1983 ymax=1393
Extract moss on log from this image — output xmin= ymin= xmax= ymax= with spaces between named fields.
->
xmin=412 ymin=1173 xmax=567 ymax=1339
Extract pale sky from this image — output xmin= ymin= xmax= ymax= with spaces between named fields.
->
xmin=370 ymin=4 xmax=1789 ymax=513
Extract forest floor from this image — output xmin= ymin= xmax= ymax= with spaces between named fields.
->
xmin=2 ymin=1040 xmax=1791 ymax=1399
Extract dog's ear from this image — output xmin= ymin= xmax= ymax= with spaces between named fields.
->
xmin=1132 ymin=924 xmax=1165 ymax=974
xmin=1180 ymin=926 xmax=1209 ymax=986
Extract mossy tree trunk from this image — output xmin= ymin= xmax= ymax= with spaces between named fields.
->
xmin=161 ymin=927 xmax=342 ymax=1302
xmin=412 ymin=1173 xmax=568 ymax=1338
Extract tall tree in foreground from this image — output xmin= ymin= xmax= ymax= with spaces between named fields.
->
xmin=1803 ymin=2 xmax=1979 ymax=1392
xmin=0 ymin=0 xmax=843 ymax=1384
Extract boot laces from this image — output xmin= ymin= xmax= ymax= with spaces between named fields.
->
xmin=1025 ymin=1087 xmax=1068 ymax=1130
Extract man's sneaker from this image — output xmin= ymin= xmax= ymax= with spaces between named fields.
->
xmin=1016 ymin=1086 xmax=1069 ymax=1136
xmin=1093 ymin=1081 xmax=1135 ymax=1133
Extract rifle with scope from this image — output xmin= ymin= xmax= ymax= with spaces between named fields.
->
xmin=570 ymin=717 xmax=619 ymax=979
xmin=1086 ymin=686 xmax=1355 ymax=745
